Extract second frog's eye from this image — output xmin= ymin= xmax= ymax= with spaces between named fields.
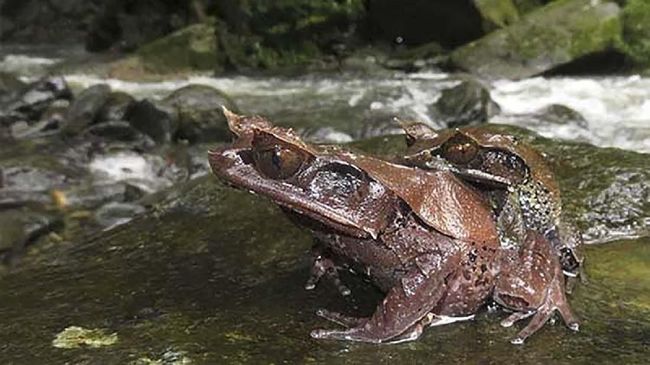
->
xmin=254 ymin=145 xmax=305 ymax=180
xmin=443 ymin=139 xmax=479 ymax=165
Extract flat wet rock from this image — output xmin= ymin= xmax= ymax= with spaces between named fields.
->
xmin=0 ymin=148 xmax=649 ymax=364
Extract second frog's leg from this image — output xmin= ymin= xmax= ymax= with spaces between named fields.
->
xmin=512 ymin=267 xmax=580 ymax=344
xmin=311 ymin=252 xmax=459 ymax=344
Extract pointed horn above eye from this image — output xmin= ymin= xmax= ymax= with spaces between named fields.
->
xmin=396 ymin=118 xmax=438 ymax=140
xmin=222 ymin=105 xmax=240 ymax=124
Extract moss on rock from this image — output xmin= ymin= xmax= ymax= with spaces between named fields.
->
xmin=474 ymin=0 xmax=521 ymax=31
xmin=621 ymin=0 xmax=650 ymax=68
xmin=451 ymin=0 xmax=623 ymax=79
xmin=136 ymin=21 xmax=221 ymax=74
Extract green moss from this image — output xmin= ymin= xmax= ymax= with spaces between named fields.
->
xmin=451 ymin=0 xmax=623 ymax=79
xmin=621 ymin=0 xmax=650 ymax=67
xmin=137 ymin=21 xmax=221 ymax=73
xmin=474 ymin=0 xmax=520 ymax=30
xmin=52 ymin=326 xmax=118 ymax=349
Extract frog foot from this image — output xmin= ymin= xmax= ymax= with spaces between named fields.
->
xmin=304 ymin=255 xmax=351 ymax=296
xmin=311 ymin=263 xmax=454 ymax=344
xmin=511 ymin=276 xmax=580 ymax=344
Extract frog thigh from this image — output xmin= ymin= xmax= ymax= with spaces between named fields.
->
xmin=310 ymin=251 xmax=461 ymax=344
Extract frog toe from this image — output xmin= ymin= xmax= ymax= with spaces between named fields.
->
xmin=315 ymin=309 xmax=366 ymax=328
xmin=510 ymin=336 xmax=525 ymax=345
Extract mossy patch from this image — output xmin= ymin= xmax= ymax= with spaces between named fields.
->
xmin=451 ymin=0 xmax=623 ymax=79
xmin=52 ymin=326 xmax=118 ymax=349
xmin=620 ymin=0 xmax=650 ymax=68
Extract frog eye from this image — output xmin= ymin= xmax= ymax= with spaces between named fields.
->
xmin=444 ymin=141 xmax=478 ymax=165
xmin=254 ymin=145 xmax=305 ymax=180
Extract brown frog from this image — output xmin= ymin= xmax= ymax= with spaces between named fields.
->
xmin=209 ymin=110 xmax=578 ymax=344
xmin=400 ymin=123 xmax=584 ymax=285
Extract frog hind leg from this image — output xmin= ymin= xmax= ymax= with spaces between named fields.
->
xmin=311 ymin=263 xmax=454 ymax=344
xmin=511 ymin=272 xmax=579 ymax=344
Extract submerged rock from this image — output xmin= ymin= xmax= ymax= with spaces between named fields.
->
xmin=534 ymin=104 xmax=588 ymax=128
xmin=431 ymin=76 xmax=500 ymax=127
xmin=451 ymin=0 xmax=622 ymax=79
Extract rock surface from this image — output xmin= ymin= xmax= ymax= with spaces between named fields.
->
xmin=0 ymin=168 xmax=647 ymax=364
xmin=431 ymin=76 xmax=501 ymax=127
xmin=451 ymin=0 xmax=622 ymax=79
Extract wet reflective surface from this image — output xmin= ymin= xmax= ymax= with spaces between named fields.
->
xmin=0 ymin=173 xmax=648 ymax=364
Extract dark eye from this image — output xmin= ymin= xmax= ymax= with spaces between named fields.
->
xmin=254 ymin=145 xmax=305 ymax=180
xmin=444 ymin=142 xmax=478 ymax=165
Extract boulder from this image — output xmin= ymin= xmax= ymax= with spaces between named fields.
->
xmin=124 ymin=100 xmax=175 ymax=144
xmin=136 ymin=21 xmax=220 ymax=73
xmin=535 ymin=104 xmax=588 ymax=128
xmin=621 ymin=0 xmax=650 ymax=68
xmin=161 ymin=84 xmax=238 ymax=143
xmin=473 ymin=0 xmax=520 ymax=31
xmin=431 ymin=76 xmax=501 ymax=127
xmin=62 ymin=84 xmax=112 ymax=136
xmin=451 ymin=0 xmax=622 ymax=79
xmin=96 ymin=91 xmax=135 ymax=123
xmin=0 ymin=146 xmax=647 ymax=363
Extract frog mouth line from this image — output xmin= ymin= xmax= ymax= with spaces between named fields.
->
xmin=209 ymin=147 xmax=383 ymax=239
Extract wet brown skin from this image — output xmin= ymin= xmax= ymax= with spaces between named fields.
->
xmin=496 ymin=231 xmax=580 ymax=344
xmin=210 ymin=110 xmax=504 ymax=344
xmin=400 ymin=122 xmax=584 ymax=283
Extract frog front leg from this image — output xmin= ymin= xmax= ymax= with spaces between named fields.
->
xmin=311 ymin=252 xmax=460 ymax=344
xmin=304 ymin=244 xmax=351 ymax=296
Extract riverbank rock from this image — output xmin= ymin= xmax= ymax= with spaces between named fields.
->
xmin=161 ymin=84 xmax=238 ymax=143
xmin=136 ymin=21 xmax=219 ymax=74
xmin=0 ymin=156 xmax=647 ymax=363
xmin=621 ymin=0 xmax=650 ymax=69
xmin=451 ymin=0 xmax=622 ymax=79
xmin=62 ymin=84 xmax=112 ymax=136
xmin=430 ymin=76 xmax=500 ymax=127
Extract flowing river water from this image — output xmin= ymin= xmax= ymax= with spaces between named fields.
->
xmin=2 ymin=47 xmax=650 ymax=153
